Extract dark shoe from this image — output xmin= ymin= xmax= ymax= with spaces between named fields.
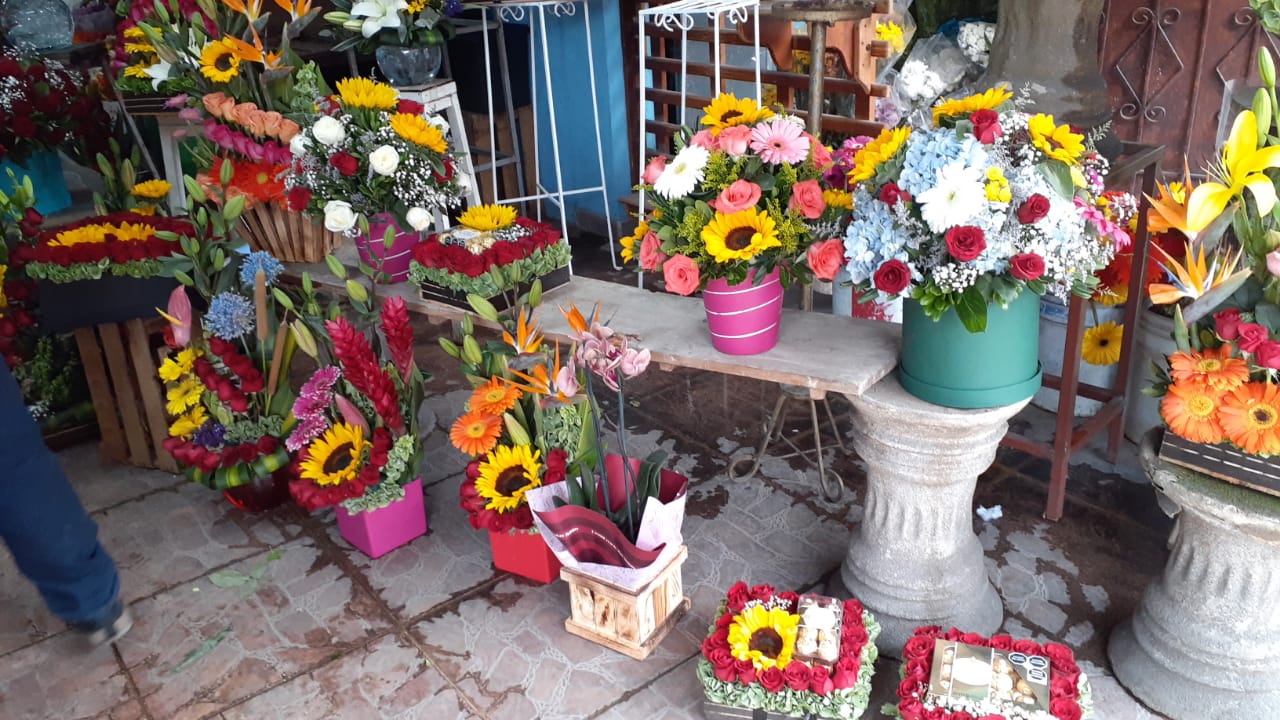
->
xmin=69 ymin=599 xmax=132 ymax=647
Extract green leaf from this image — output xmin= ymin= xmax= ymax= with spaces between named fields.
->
xmin=166 ymin=625 xmax=232 ymax=675
xmin=1038 ymin=161 xmax=1075 ymax=200
xmin=955 ymin=287 xmax=989 ymax=333
xmin=208 ymin=570 xmax=249 ymax=588
xmin=1173 ymin=305 xmax=1191 ymax=353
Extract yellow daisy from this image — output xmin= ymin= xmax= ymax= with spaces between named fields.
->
xmin=701 ymin=208 xmax=781 ymax=263
xmin=131 ymin=179 xmax=172 ymax=200
xmin=475 ymin=444 xmax=543 ymax=512
xmin=299 ymin=423 xmax=368 ymax=486
xmin=457 ymin=204 xmax=518 ymax=232
xmin=165 ymin=378 xmax=204 ymax=416
xmin=336 ymin=76 xmax=399 ymax=111
xmin=1082 ymin=322 xmax=1123 ymax=366
xmin=876 ymin=21 xmax=905 ymax=53
xmin=932 ymin=86 xmax=1014 ymax=125
xmin=199 ymin=40 xmax=243 ymax=83
xmin=848 ymin=126 xmax=911 ymax=184
xmin=168 ymin=405 xmax=207 ymax=439
xmin=389 ymin=113 xmax=448 ymax=152
xmin=727 ymin=605 xmax=800 ymax=671
xmin=700 ymin=93 xmax=774 ymax=136
xmin=1028 ymin=113 xmax=1086 ymax=165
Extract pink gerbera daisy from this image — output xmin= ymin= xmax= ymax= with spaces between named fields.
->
xmin=750 ymin=118 xmax=809 ymax=165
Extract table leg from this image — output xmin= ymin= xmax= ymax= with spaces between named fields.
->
xmin=835 ymin=376 xmax=1024 ymax=657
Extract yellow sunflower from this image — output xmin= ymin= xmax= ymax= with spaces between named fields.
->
xmin=1082 ymin=322 xmax=1123 ymax=366
xmin=450 ymin=410 xmax=503 ymax=457
xmin=131 ymin=179 xmax=172 ymax=200
xmin=727 ymin=605 xmax=800 ymax=671
xmin=822 ymin=188 xmax=853 ymax=211
xmin=336 ymin=76 xmax=399 ymax=110
xmin=389 ymin=113 xmax=448 ymax=152
xmin=475 ymin=444 xmax=543 ymax=512
xmin=621 ymin=220 xmax=648 ymax=264
xmin=1028 ymin=113 xmax=1085 ymax=165
xmin=168 ymin=405 xmax=207 ymax=439
xmin=700 ymin=93 xmax=774 ymax=136
xmin=300 ymin=423 xmax=368 ymax=486
xmin=165 ymin=378 xmax=204 ymax=416
xmin=932 ymin=86 xmax=1013 ymax=125
xmin=848 ymin=126 xmax=911 ymax=184
xmin=199 ymin=40 xmax=243 ymax=83
xmin=471 ymin=378 xmax=522 ymax=416
xmin=124 ymin=63 xmax=155 ymax=79
xmin=701 ymin=208 xmax=781 ymax=263
xmin=458 ymin=204 xmax=518 ymax=232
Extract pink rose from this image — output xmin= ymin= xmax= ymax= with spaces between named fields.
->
xmin=642 ymin=156 xmax=666 ymax=185
xmin=639 ymin=231 xmax=667 ymax=271
xmin=1237 ymin=322 xmax=1269 ymax=353
xmin=1257 ymin=341 xmax=1280 ymax=369
xmin=711 ymin=179 xmax=762 ymax=214
xmin=805 ymin=133 xmax=833 ymax=168
xmin=689 ymin=129 xmax=717 ymax=151
xmin=662 ymin=254 xmax=701 ymax=296
xmin=717 ymin=125 xmax=752 ymax=157
xmin=807 ymin=238 xmax=846 ymax=281
xmin=1268 ymin=249 xmax=1280 ymax=278
xmin=1214 ymin=308 xmax=1243 ymax=341
xmin=788 ymin=179 xmax=827 ymax=219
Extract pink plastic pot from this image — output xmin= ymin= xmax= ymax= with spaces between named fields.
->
xmin=701 ymin=268 xmax=783 ymax=355
xmin=335 ymin=478 xmax=428 ymax=558
xmin=355 ymin=214 xmax=419 ymax=283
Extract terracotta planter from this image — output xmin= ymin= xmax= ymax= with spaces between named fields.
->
xmin=335 ymin=478 xmax=428 ymax=558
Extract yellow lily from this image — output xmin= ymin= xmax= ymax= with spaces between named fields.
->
xmin=1185 ymin=110 xmax=1280 ymax=232
xmin=1148 ymin=239 xmax=1248 ymax=305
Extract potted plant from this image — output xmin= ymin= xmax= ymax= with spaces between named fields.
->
xmin=322 ymin=0 xmax=461 ymax=87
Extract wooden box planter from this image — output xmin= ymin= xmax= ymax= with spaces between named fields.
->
xmin=1159 ymin=432 xmax=1280 ymax=499
xmin=73 ymin=318 xmax=177 ymax=472
xmin=560 ymin=544 xmax=690 ymax=661
xmin=419 ymin=264 xmax=572 ymax=313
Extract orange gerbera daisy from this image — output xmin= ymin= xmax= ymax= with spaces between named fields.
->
xmin=470 ymin=378 xmax=522 ymax=416
xmin=1168 ymin=346 xmax=1250 ymax=393
xmin=1161 ymin=382 xmax=1225 ymax=445
xmin=449 ymin=410 xmax=502 ymax=457
xmin=1219 ymin=382 xmax=1280 ymax=455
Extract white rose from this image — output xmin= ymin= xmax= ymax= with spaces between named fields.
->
xmin=323 ymin=200 xmax=357 ymax=233
xmin=312 ymin=116 xmax=346 ymax=146
xmin=455 ymin=171 xmax=472 ymax=193
xmin=369 ymin=145 xmax=400 ymax=176
xmin=427 ymin=115 xmax=450 ymax=137
xmin=289 ymin=133 xmax=309 ymax=157
xmin=405 ymin=207 xmax=432 ymax=232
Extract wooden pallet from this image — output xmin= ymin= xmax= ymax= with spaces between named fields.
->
xmin=561 ymin=545 xmax=690 ymax=661
xmin=73 ymin=318 xmax=177 ymax=472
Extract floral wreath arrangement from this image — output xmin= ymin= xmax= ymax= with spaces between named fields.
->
xmin=24 ymin=212 xmax=195 ymax=283
xmin=0 ymin=50 xmax=112 ymax=168
xmin=408 ymin=203 xmax=569 ymax=299
xmin=888 ymin=626 xmax=1093 ymax=720
xmin=631 ymin=92 xmax=832 ymax=295
xmin=841 ymin=87 xmax=1122 ymax=332
xmin=698 ymin=582 xmax=880 ymax=719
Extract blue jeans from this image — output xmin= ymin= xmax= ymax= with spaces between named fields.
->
xmin=0 ymin=358 xmax=120 ymax=626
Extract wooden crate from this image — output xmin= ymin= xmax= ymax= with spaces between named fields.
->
xmin=462 ymin=106 xmax=536 ymax=206
xmin=73 ymin=318 xmax=177 ymax=472
xmin=1159 ymin=432 xmax=1280 ymax=499
xmin=561 ymin=545 xmax=690 ymax=661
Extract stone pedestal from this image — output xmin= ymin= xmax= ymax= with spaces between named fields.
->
xmin=1108 ymin=432 xmax=1280 ymax=719
xmin=834 ymin=376 xmax=1024 ymax=658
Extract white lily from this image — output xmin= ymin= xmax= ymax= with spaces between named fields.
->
xmin=143 ymin=58 xmax=174 ymax=91
xmin=350 ymin=0 xmax=408 ymax=38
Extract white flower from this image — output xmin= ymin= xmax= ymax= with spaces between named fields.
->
xmin=405 ymin=207 xmax=432 ymax=231
xmin=916 ymin=162 xmax=987 ymax=233
xmin=427 ymin=115 xmax=451 ymax=137
xmin=323 ymin=200 xmax=357 ymax=233
xmin=455 ymin=171 xmax=472 ymax=193
xmin=653 ymin=145 xmax=710 ymax=200
xmin=369 ymin=145 xmax=400 ymax=176
xmin=289 ymin=134 xmax=309 ymax=157
xmin=312 ymin=116 xmax=346 ymax=146
xmin=349 ymin=0 xmax=408 ymax=38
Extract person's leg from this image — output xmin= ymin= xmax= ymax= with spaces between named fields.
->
xmin=0 ymin=357 xmax=124 ymax=635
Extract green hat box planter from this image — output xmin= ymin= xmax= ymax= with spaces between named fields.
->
xmin=898 ymin=290 xmax=1042 ymax=409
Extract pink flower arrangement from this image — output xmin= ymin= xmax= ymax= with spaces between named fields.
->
xmin=750 ymin=117 xmax=810 ymax=165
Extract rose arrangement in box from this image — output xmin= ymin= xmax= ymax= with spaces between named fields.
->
xmin=841 ymin=87 xmax=1122 ymax=332
xmin=24 ymin=212 xmax=195 ymax=283
xmin=698 ymin=582 xmax=880 ymax=719
xmin=0 ymin=50 xmax=111 ymax=167
xmin=630 ymin=92 xmax=832 ymax=294
xmin=888 ymin=626 xmax=1093 ymax=720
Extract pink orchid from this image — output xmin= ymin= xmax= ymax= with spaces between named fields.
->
xmin=618 ymin=348 xmax=651 ymax=378
xmin=177 ymin=107 xmax=202 ymax=123
xmin=555 ymin=361 xmax=580 ymax=398
xmin=164 ymin=94 xmax=190 ymax=109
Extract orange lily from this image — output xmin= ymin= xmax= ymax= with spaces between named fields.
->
xmin=502 ymin=306 xmax=544 ymax=355
xmin=1145 ymin=160 xmax=1196 ymax=235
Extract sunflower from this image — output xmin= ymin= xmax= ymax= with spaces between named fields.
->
xmin=848 ymin=126 xmax=911 ymax=184
xmin=727 ymin=605 xmax=800 ymax=671
xmin=336 ymin=77 xmax=399 ymax=111
xmin=168 ymin=405 xmax=207 ymax=439
xmin=299 ymin=423 xmax=368 ymax=486
xmin=701 ymin=208 xmax=781 ymax=263
xmin=822 ymin=188 xmax=853 ymax=211
xmin=124 ymin=63 xmax=156 ymax=80
xmin=931 ymin=86 xmax=1013 ymax=125
xmin=389 ymin=113 xmax=448 ymax=152
xmin=1082 ymin=322 xmax=1123 ymax=366
xmin=471 ymin=378 xmax=522 ymax=416
xmin=199 ymin=40 xmax=243 ymax=83
xmin=1168 ymin=346 xmax=1250 ymax=393
xmin=1219 ymin=382 xmax=1280 ymax=455
xmin=450 ymin=410 xmax=503 ymax=457
xmin=700 ymin=93 xmax=774 ymax=136
xmin=475 ymin=444 xmax=543 ymax=512
xmin=1028 ymin=114 xmax=1085 ymax=165
xmin=458 ymin=204 xmax=518 ymax=232
xmin=1161 ymin=382 xmax=1225 ymax=445
xmin=620 ymin=221 xmax=647 ymax=264
xmin=131 ymin=179 xmax=172 ymax=200
xmin=165 ymin=378 xmax=204 ymax=416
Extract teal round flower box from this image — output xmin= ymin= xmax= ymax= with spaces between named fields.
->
xmin=899 ymin=291 xmax=1043 ymax=409
xmin=1 ymin=150 xmax=71 ymax=216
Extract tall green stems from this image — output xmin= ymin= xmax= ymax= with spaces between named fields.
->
xmin=582 ymin=368 xmax=635 ymax=538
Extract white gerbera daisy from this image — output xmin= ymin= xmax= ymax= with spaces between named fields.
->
xmin=916 ymin=162 xmax=987 ymax=233
xmin=653 ymin=145 xmax=711 ymax=199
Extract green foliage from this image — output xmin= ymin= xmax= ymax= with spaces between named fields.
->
xmin=555 ymin=450 xmax=669 ymax=544
xmin=1253 ymin=0 xmax=1280 ymax=36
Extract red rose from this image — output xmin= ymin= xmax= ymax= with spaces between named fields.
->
xmin=397 ymin=99 xmax=424 ymax=115
xmin=988 ymin=634 xmax=1014 ymax=651
xmin=329 ymin=151 xmax=359 ymax=176
xmin=1050 ymin=698 xmax=1082 ymax=720
xmin=831 ymin=654 xmax=860 ymax=689
xmin=1051 ymin=671 xmax=1079 ymax=700
xmin=11 ymin=116 xmax=36 ymax=139
xmin=808 ymin=665 xmax=833 ymax=695
xmin=492 ymin=241 xmax=526 ymax=265
xmin=748 ymin=583 xmax=775 ymax=602
xmin=725 ymin=582 xmax=750 ymax=612
xmin=714 ymin=612 xmax=734 ymax=631
xmin=841 ymin=623 xmax=868 ymax=649
xmin=0 ymin=58 xmax=20 ymax=76
xmin=1017 ymin=194 xmax=1052 ymax=224
xmin=508 ymin=505 xmax=534 ymax=530
xmin=1041 ymin=642 xmax=1078 ymax=674
xmin=899 ymin=697 xmax=925 ymax=720
xmin=544 ymin=448 xmax=568 ymax=484
xmin=950 ymin=713 xmax=975 ymax=720
xmin=970 ymin=109 xmax=1002 ymax=144
xmin=1012 ymin=638 xmax=1043 ymax=656
xmin=873 ymin=258 xmax=912 ymax=295
xmin=1010 ymin=253 xmax=1046 ymax=280
xmin=432 ymin=159 xmax=455 ymax=183
xmin=783 ymin=660 xmax=810 ymax=691
xmin=945 ymin=225 xmax=986 ymax=262
xmin=708 ymin=648 xmax=736 ymax=682
xmin=287 ymin=186 xmax=312 ymax=212
xmin=1237 ymin=322 xmax=1269 ymax=353
xmin=903 ymin=635 xmax=935 ymax=662
xmin=1214 ymin=308 xmax=1243 ymax=341
xmin=916 ymin=625 xmax=942 ymax=639
xmin=923 ymin=708 xmax=947 ymax=720
xmin=904 ymin=658 xmax=930 ymax=683
xmin=960 ymin=631 xmax=987 ymax=646
xmin=843 ymin=598 xmax=864 ymax=618
xmin=758 ymin=666 xmax=785 ymax=693
xmin=943 ymin=628 xmax=964 ymax=641
xmin=879 ymin=182 xmax=912 ymax=207
xmin=0 ymin=318 xmax=16 ymax=337
xmin=733 ymin=658 xmax=757 ymax=685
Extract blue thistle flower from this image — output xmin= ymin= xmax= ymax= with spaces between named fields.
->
xmin=238 ymin=251 xmax=285 ymax=288
xmin=205 ymin=293 xmax=255 ymax=340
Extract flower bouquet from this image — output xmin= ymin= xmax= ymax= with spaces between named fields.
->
xmin=887 ymin=626 xmax=1093 ymax=720
xmin=631 ymin=92 xmax=832 ymax=354
xmin=841 ymin=87 xmax=1122 ymax=408
xmin=322 ymin=0 xmax=460 ymax=86
xmin=699 ymin=583 xmax=879 ymax=719
xmin=409 ymin=203 xmax=570 ymax=312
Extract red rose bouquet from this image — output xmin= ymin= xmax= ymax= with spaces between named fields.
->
xmin=0 ymin=50 xmax=110 ymax=166
xmin=24 ymin=212 xmax=195 ymax=283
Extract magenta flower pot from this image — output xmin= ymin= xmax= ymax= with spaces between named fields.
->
xmin=356 ymin=214 xmax=419 ymax=283
xmin=335 ymin=478 xmax=428 ymax=558
xmin=701 ymin=268 xmax=783 ymax=355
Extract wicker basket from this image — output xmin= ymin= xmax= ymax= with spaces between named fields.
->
xmin=237 ymin=203 xmax=343 ymax=263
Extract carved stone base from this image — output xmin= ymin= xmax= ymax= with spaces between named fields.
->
xmin=834 ymin=376 xmax=1024 ymax=657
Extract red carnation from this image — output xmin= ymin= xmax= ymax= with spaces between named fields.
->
xmin=329 ymin=151 xmax=359 ymax=177
xmin=1017 ymin=194 xmax=1051 ymax=224
xmin=1010 ymin=253 xmax=1046 ymax=281
xmin=945 ymin=225 xmax=986 ymax=262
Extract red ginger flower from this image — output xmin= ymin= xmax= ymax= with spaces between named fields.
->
xmin=325 ymin=317 xmax=404 ymax=433
xmin=380 ymin=296 xmax=415 ymax=383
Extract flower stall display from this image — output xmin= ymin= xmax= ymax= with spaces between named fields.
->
xmin=841 ymin=87 xmax=1120 ymax=408
xmin=408 ymin=203 xmax=570 ymax=311
xmin=888 ymin=627 xmax=1093 ymax=720
xmin=631 ymin=92 xmax=832 ymax=355
xmin=323 ymin=0 xmax=461 ymax=86
xmin=699 ymin=583 xmax=879 ymax=719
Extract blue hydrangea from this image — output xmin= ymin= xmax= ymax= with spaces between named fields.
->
xmin=205 ymin=293 xmax=255 ymax=340
xmin=238 ymin=251 xmax=285 ymax=288
xmin=843 ymin=187 xmax=909 ymax=284
xmin=897 ymin=129 xmax=989 ymax=197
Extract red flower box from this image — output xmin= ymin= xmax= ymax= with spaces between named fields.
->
xmin=488 ymin=528 xmax=561 ymax=584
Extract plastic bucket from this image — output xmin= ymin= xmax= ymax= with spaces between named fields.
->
xmin=702 ymin=268 xmax=783 ymax=355
xmin=1032 ymin=296 xmax=1124 ymax=417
